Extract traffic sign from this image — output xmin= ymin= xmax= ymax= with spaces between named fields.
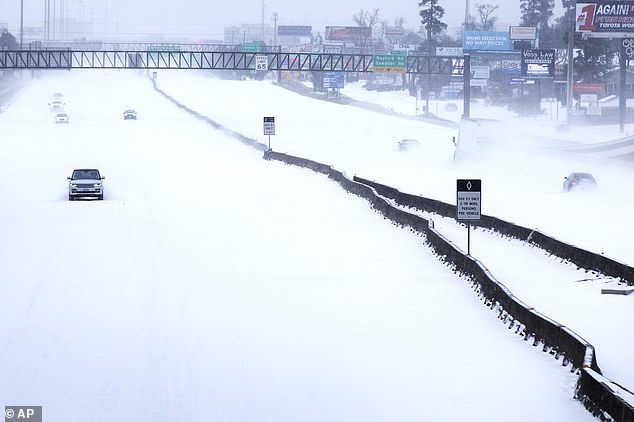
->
xmin=436 ymin=46 xmax=463 ymax=56
xmin=372 ymin=54 xmax=407 ymax=73
xmin=263 ymin=117 xmax=275 ymax=135
xmin=456 ymin=179 xmax=481 ymax=221
xmin=243 ymin=41 xmax=262 ymax=52
xmin=323 ymin=72 xmax=345 ymax=89
xmin=255 ymin=55 xmax=268 ymax=71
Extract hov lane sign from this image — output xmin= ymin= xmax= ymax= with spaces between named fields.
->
xmin=457 ymin=179 xmax=481 ymax=221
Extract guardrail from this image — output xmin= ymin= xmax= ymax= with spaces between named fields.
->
xmin=150 ymin=77 xmax=633 ymax=421
xmin=354 ymin=177 xmax=634 ymax=286
xmin=262 ymin=149 xmax=634 ymax=422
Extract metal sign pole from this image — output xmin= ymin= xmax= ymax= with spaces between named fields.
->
xmin=467 ymin=222 xmax=471 ymax=255
xmin=263 ymin=116 xmax=275 ymax=150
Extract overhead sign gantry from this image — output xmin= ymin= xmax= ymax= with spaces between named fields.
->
xmin=0 ymin=50 xmax=465 ymax=73
xmin=0 ymin=48 xmax=471 ymax=116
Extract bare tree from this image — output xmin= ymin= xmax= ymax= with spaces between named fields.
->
xmin=476 ymin=3 xmax=499 ymax=31
xmin=352 ymin=8 xmax=380 ymax=30
xmin=352 ymin=8 xmax=380 ymax=51
xmin=465 ymin=3 xmax=499 ymax=31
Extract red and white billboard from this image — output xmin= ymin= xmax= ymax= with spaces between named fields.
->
xmin=576 ymin=2 xmax=634 ymax=37
xmin=325 ymin=26 xmax=371 ymax=42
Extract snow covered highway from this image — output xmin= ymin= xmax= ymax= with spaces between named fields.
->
xmin=0 ymin=70 xmax=622 ymax=420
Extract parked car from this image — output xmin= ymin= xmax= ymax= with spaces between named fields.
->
xmin=397 ymin=138 xmax=421 ymax=152
xmin=67 ymin=169 xmax=104 ymax=200
xmin=123 ymin=109 xmax=137 ymax=120
xmin=48 ymin=100 xmax=65 ymax=110
xmin=563 ymin=172 xmax=597 ymax=191
xmin=55 ymin=113 xmax=69 ymax=124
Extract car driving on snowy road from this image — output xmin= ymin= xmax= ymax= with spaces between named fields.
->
xmin=123 ymin=109 xmax=137 ymax=120
xmin=67 ymin=168 xmax=104 ymax=200
xmin=563 ymin=172 xmax=597 ymax=192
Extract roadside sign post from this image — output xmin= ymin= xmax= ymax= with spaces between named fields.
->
xmin=263 ymin=116 xmax=275 ymax=150
xmin=456 ymin=179 xmax=482 ymax=255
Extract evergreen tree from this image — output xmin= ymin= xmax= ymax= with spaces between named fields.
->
xmin=520 ymin=0 xmax=554 ymax=30
xmin=0 ymin=29 xmax=18 ymax=49
xmin=418 ymin=0 xmax=448 ymax=53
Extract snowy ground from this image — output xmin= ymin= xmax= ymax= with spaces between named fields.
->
xmin=157 ymin=71 xmax=634 ymax=396
xmin=0 ymin=69 xmax=624 ymax=420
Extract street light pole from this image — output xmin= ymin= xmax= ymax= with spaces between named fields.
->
xmin=20 ymin=0 xmax=24 ymax=48
xmin=566 ymin=0 xmax=576 ymax=126
xmin=272 ymin=12 xmax=277 ymax=48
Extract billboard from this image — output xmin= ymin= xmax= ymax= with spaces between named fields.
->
xmin=277 ymin=25 xmax=312 ymax=37
xmin=500 ymin=59 xmax=521 ymax=75
xmin=323 ymin=44 xmax=343 ymax=54
xmin=463 ymin=32 xmax=511 ymax=51
xmin=325 ymin=26 xmax=371 ymax=41
xmin=510 ymin=26 xmax=537 ymax=40
xmin=520 ymin=49 xmax=555 ymax=78
xmin=576 ymin=2 xmax=634 ymax=37
xmin=436 ymin=46 xmax=464 ymax=56
xmin=471 ymin=65 xmax=490 ymax=79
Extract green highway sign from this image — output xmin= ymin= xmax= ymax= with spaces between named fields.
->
xmin=243 ymin=41 xmax=262 ymax=52
xmin=372 ymin=53 xmax=407 ymax=73
xmin=148 ymin=44 xmax=181 ymax=52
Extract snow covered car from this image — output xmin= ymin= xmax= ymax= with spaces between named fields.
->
xmin=67 ymin=168 xmax=104 ymax=200
xmin=123 ymin=109 xmax=137 ymax=120
xmin=397 ymin=138 xmax=420 ymax=152
xmin=48 ymin=100 xmax=65 ymax=110
xmin=55 ymin=113 xmax=69 ymax=124
xmin=563 ymin=172 xmax=597 ymax=191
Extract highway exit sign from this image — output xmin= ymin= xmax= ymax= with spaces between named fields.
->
xmin=372 ymin=54 xmax=407 ymax=73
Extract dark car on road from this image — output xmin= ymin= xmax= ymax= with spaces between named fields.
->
xmin=563 ymin=172 xmax=597 ymax=191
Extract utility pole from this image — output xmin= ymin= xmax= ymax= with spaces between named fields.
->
xmin=44 ymin=0 xmax=49 ymax=40
xmin=272 ymin=12 xmax=277 ymax=48
xmin=272 ymin=12 xmax=280 ymax=82
xmin=20 ymin=0 xmax=23 ymax=48
xmin=52 ymin=0 xmax=56 ymax=40
xmin=261 ymin=0 xmax=265 ymax=42
xmin=566 ymin=0 xmax=576 ymax=127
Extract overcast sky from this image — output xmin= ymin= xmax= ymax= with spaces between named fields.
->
xmin=2 ymin=1 xmax=561 ymax=41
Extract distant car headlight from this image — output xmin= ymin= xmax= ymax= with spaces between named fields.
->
xmin=70 ymin=183 xmax=78 ymax=187
xmin=93 ymin=183 xmax=102 ymax=187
